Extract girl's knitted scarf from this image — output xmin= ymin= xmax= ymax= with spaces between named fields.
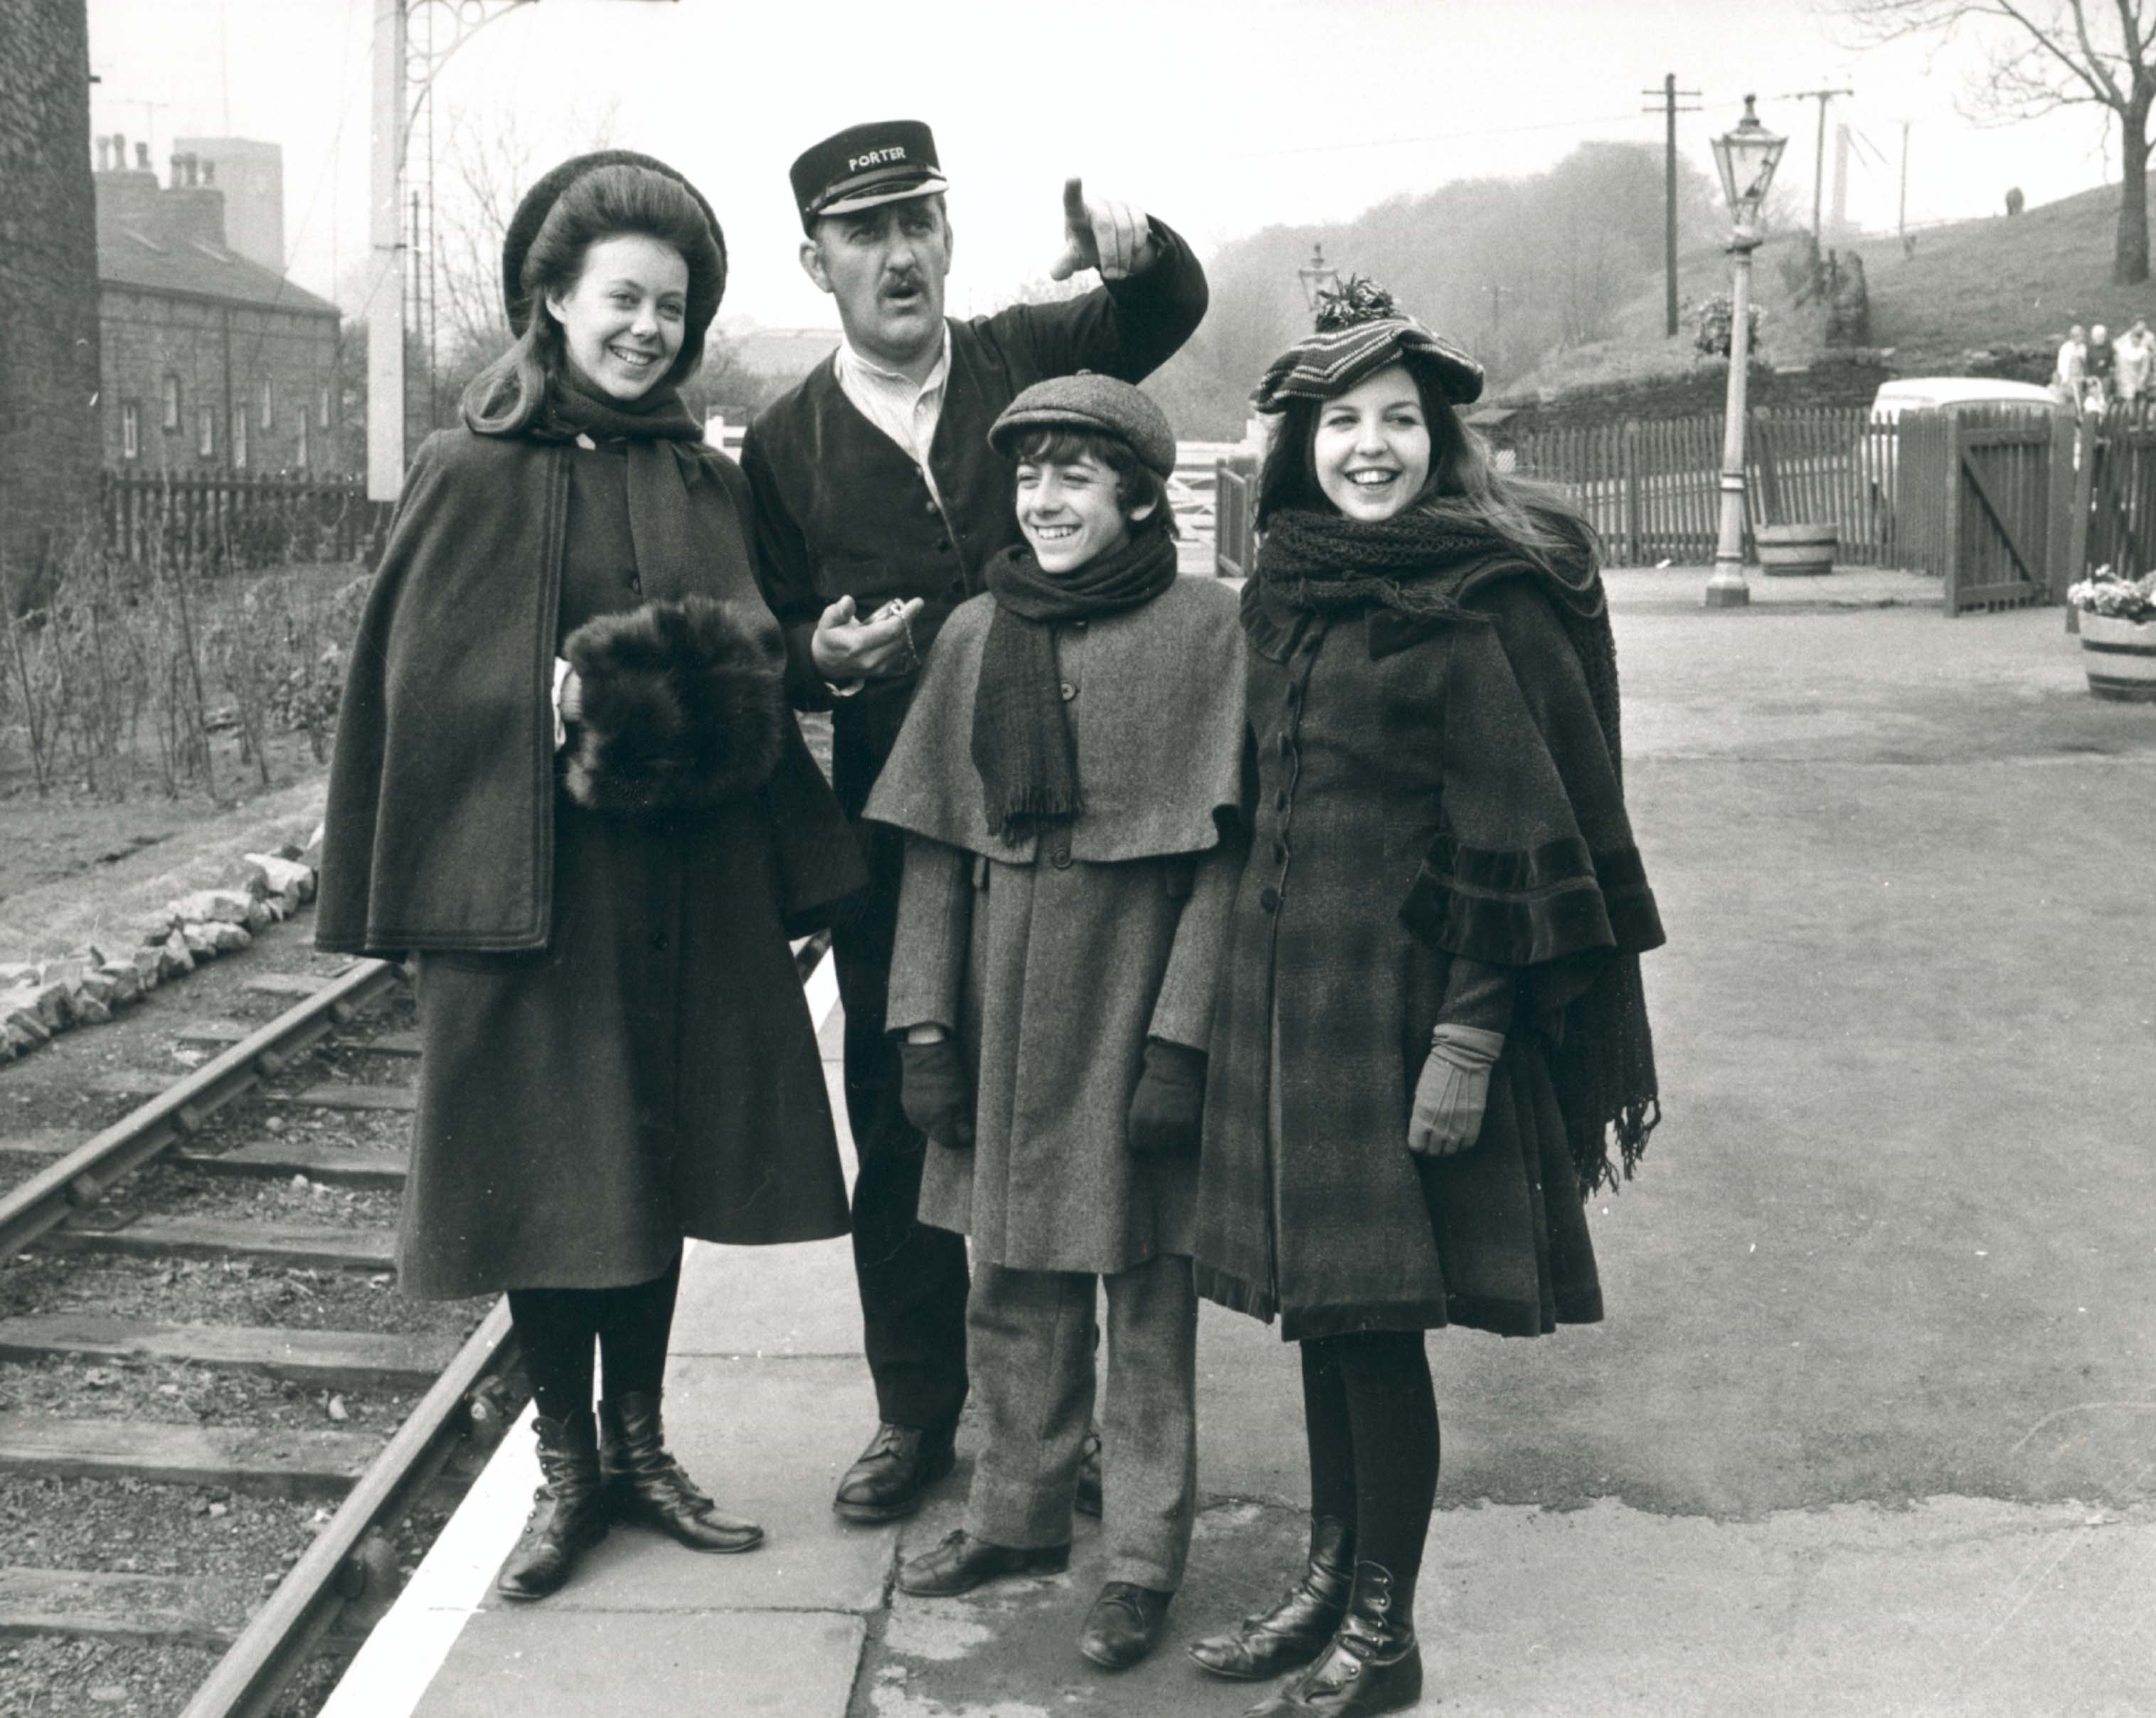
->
xmin=970 ymin=519 xmax=1180 ymax=844
xmin=1253 ymin=504 xmax=1662 ymax=1195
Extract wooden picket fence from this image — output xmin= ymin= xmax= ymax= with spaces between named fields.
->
xmin=102 ymin=470 xmax=391 ymax=573
xmin=1506 ymin=408 xmax=1899 ymax=566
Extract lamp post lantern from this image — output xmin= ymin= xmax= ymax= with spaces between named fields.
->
xmin=1703 ymin=95 xmax=1787 ymax=609
xmin=1296 ymin=243 xmax=1341 ymax=311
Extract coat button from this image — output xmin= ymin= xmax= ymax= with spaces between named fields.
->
xmin=627 ymin=570 xmax=642 ymax=593
xmin=925 ymin=499 xmax=939 ymax=515
xmin=1051 ymin=846 xmax=1073 ymax=870
xmin=934 ymin=536 xmax=950 ymax=551
xmin=1259 ymin=884 xmax=1280 ymax=913
xmin=1059 ymin=681 xmax=1078 ymax=701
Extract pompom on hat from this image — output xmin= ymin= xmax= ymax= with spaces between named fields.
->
xmin=500 ymin=150 xmax=727 ymax=372
xmin=988 ymin=372 xmax=1177 ymax=478
xmin=1253 ymin=276 xmax=1483 ymax=413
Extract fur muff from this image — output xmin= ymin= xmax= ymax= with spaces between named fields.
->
xmin=563 ymin=597 xmax=785 ymax=815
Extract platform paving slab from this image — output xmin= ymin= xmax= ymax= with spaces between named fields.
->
xmin=412 ymin=1609 xmax=866 ymax=1717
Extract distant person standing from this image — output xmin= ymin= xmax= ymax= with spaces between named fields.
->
xmin=2116 ymin=319 xmax=2153 ymax=410
xmin=2055 ymin=324 xmax=2088 ymax=408
xmin=2086 ymin=324 xmax=2116 ymax=413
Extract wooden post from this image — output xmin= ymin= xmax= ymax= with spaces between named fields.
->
xmin=1943 ymin=413 xmax=1965 ymax=617
xmin=1623 ymin=420 xmax=1642 ymax=564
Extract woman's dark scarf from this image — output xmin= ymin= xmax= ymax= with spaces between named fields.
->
xmin=1253 ymin=503 xmax=1662 ymax=1196
xmin=970 ymin=517 xmax=1179 ymax=842
xmin=531 ymin=374 xmax=717 ymax=605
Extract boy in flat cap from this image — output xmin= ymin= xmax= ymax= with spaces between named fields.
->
xmin=865 ymin=377 xmax=1247 ymax=1671
xmin=741 ymin=120 xmax=1209 ymax=1529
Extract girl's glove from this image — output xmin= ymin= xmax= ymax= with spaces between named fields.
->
xmin=1407 ymin=1024 xmax=1505 ymax=1157
xmin=899 ymin=1036 xmax=974 ymax=1151
xmin=1127 ymin=1039 xmax=1208 ymax=1156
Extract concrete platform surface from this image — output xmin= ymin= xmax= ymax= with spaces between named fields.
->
xmin=328 ymin=586 xmax=2156 ymax=1717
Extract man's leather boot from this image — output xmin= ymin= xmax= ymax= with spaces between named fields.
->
xmin=498 ymin=1410 xmax=610 ymax=1601
xmin=832 ymin=1421 xmax=957 ymax=1524
xmin=1189 ymin=1514 xmax=1353 ymax=1680
xmin=598 ymin=1391 xmax=762 ymax=1553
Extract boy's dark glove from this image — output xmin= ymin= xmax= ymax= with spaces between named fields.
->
xmin=1127 ymin=1039 xmax=1208 ymax=1156
xmin=899 ymin=1037 xmax=974 ymax=1151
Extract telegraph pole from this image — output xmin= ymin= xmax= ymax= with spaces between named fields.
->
xmin=1788 ymin=86 xmax=1854 ymax=243
xmin=1642 ymin=74 xmax=1700 ymax=337
xmin=1899 ymin=120 xmax=1911 ymax=246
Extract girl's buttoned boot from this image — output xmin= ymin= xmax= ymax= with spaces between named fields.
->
xmin=1189 ymin=1514 xmax=1354 ymax=1680
xmin=1243 ymin=1559 xmax=1421 ymax=1717
xmin=598 ymin=1391 xmax=763 ymax=1552
xmin=498 ymin=1410 xmax=610 ymax=1601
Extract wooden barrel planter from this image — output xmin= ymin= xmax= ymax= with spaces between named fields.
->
xmin=2078 ymin=611 xmax=2156 ymax=701
xmin=1756 ymin=522 xmax=1838 ymax=576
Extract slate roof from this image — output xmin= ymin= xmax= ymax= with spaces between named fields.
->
xmin=100 ymin=226 xmax=339 ymax=320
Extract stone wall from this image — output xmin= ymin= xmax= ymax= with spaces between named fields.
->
xmin=100 ymin=290 xmax=341 ymax=474
xmin=0 ymin=0 xmax=102 ymax=587
xmin=1483 ymin=354 xmax=1899 ymax=440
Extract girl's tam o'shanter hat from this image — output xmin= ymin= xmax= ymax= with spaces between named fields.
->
xmin=1253 ymin=276 xmax=1485 ymax=412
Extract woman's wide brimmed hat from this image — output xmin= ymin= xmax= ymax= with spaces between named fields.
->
xmin=1254 ymin=277 xmax=1483 ymax=412
xmin=501 ymin=149 xmax=727 ymax=371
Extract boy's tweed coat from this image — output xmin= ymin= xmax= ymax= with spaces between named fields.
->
xmin=867 ymin=576 xmax=1249 ymax=1274
xmin=319 ymin=429 xmax=861 ymax=1298
xmin=1194 ymin=568 xmax=1663 ymax=1342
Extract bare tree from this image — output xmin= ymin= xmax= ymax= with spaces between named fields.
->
xmin=1844 ymin=0 xmax=2156 ymax=282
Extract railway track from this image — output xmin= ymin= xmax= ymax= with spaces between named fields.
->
xmin=1 ymin=910 xmax=828 ymax=1716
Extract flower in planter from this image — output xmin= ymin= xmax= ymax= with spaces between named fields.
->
xmin=2066 ymin=566 xmax=2156 ymax=622
xmin=1690 ymin=294 xmax=1765 ymax=359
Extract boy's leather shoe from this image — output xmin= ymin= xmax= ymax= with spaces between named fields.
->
xmin=1078 ymin=1581 xmax=1172 ymax=1670
xmin=897 ymin=1529 xmax=1070 ymax=1596
xmin=832 ymin=1421 xmax=956 ymax=1524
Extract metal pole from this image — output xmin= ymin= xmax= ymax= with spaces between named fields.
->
xmin=1706 ymin=233 xmax=1758 ymax=608
xmin=1899 ymin=121 xmax=1910 ymax=245
xmin=364 ymin=1 xmax=407 ymax=503
xmin=1812 ymin=95 xmax=1827 ymax=243
xmin=1664 ymin=73 xmax=1679 ymax=337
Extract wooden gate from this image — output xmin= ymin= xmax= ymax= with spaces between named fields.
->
xmin=2086 ymin=405 xmax=2156 ymax=579
xmin=1935 ymin=410 xmax=2075 ymax=616
xmin=1214 ymin=457 xmax=1258 ymax=579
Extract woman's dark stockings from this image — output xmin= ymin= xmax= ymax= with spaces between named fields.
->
xmin=509 ymin=1257 xmax=683 ymax=1423
xmin=1300 ymin=1330 xmax=1439 ymax=1598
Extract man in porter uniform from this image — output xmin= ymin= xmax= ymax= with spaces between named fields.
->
xmin=743 ymin=120 xmax=1207 ymax=1523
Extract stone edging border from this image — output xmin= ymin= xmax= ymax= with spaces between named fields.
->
xmin=0 ymin=828 xmax=324 ymax=1064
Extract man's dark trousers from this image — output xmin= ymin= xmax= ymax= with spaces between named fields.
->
xmin=829 ymin=705 xmax=970 ymax=1436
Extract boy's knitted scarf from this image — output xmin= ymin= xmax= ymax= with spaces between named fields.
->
xmin=1253 ymin=504 xmax=1662 ymax=1195
xmin=970 ymin=518 xmax=1179 ymax=844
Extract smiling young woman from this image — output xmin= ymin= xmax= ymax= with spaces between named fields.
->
xmin=318 ymin=154 xmax=864 ymax=1606
xmin=1186 ymin=283 xmax=1665 ymax=1717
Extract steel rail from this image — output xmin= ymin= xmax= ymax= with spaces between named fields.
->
xmin=176 ymin=938 xmax=834 ymax=1718
xmin=177 ymin=1298 xmax=519 ymax=1718
xmin=0 ymin=958 xmax=402 ymax=1257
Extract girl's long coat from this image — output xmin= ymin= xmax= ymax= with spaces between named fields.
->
xmin=1193 ymin=566 xmax=1662 ymax=1342
xmin=866 ymin=577 xmax=1250 ymax=1276
xmin=319 ymin=428 xmax=861 ymax=1298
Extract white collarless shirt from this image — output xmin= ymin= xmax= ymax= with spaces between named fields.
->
xmin=834 ymin=328 xmax=952 ymax=508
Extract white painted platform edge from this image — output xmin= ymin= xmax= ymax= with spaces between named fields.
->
xmin=317 ymin=967 xmax=846 ymax=1718
xmin=314 ymin=1402 xmax=540 ymax=1718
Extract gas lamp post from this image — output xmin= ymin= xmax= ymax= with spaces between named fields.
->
xmin=1704 ymin=95 xmax=1787 ymax=609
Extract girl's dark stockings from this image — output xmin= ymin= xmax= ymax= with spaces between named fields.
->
xmin=1299 ymin=1329 xmax=1440 ymax=1586
xmin=508 ymin=1257 xmax=683 ymax=1424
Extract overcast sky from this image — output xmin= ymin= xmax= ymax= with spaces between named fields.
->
xmin=84 ymin=0 xmax=2125 ymax=328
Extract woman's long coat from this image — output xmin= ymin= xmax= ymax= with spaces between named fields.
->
xmin=319 ymin=427 xmax=862 ymax=1299
xmin=1193 ymin=564 xmax=1662 ymax=1342
xmin=867 ymin=577 xmax=1249 ymax=1276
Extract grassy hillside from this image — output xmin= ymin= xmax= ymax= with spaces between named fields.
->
xmin=1845 ymin=183 xmax=2152 ymax=362
xmin=1502 ymin=181 xmax=2153 ymax=397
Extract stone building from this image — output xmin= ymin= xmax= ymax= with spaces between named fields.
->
xmin=0 ymin=0 xmax=102 ymax=581
xmin=93 ymin=137 xmax=346 ymax=476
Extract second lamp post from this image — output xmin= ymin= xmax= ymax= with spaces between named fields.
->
xmin=1705 ymin=95 xmax=1788 ymax=609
